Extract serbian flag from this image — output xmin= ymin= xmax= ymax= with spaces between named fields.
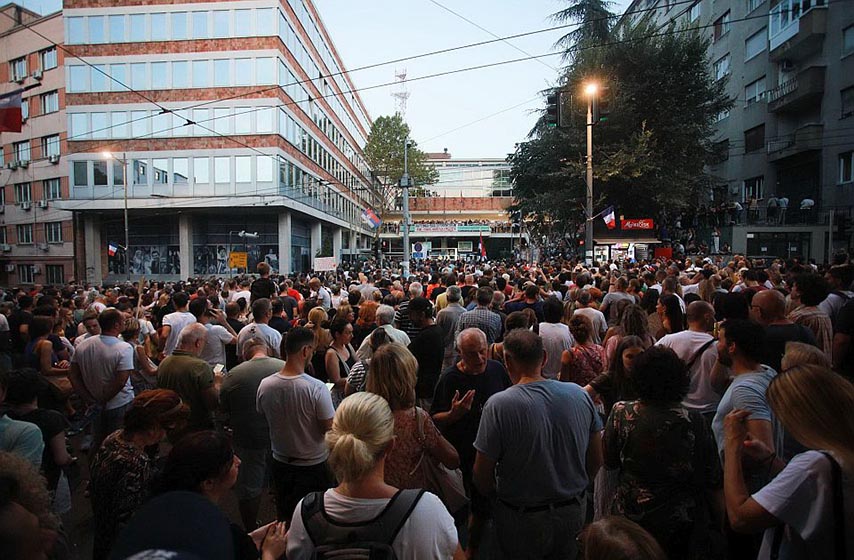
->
xmin=479 ymin=231 xmax=487 ymax=258
xmin=0 ymin=89 xmax=23 ymax=133
xmin=108 ymin=243 xmax=118 ymax=257
xmin=361 ymin=208 xmax=382 ymax=229
xmin=603 ymin=206 xmax=616 ymax=230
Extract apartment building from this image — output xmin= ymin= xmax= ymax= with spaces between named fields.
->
xmin=59 ymin=0 xmax=377 ymax=283
xmin=623 ymin=0 xmax=854 ymax=261
xmin=0 ymin=4 xmax=72 ymax=286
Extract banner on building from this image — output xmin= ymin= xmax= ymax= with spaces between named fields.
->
xmin=314 ymin=256 xmax=337 ymax=271
xmin=621 ymin=218 xmax=654 ymax=230
xmin=0 ymin=89 xmax=23 ymax=133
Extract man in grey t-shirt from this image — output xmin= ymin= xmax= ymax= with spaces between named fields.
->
xmin=473 ymin=329 xmax=603 ymax=559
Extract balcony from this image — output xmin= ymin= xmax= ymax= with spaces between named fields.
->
xmin=769 ymin=0 xmax=826 ymax=61
xmin=766 ymin=124 xmax=823 ymax=162
xmin=767 ymin=66 xmax=825 ymax=112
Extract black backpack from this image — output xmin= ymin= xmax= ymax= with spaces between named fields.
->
xmin=301 ymin=489 xmax=425 ymax=560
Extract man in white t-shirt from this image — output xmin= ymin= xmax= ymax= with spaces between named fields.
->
xmin=69 ymin=308 xmax=135 ymax=448
xmin=656 ymin=301 xmax=721 ymax=423
xmin=256 ymin=327 xmax=334 ymax=521
xmin=160 ymin=292 xmax=196 ymax=357
xmin=230 ymin=279 xmax=252 ymax=305
xmin=237 ymin=298 xmax=282 ymax=359
xmin=189 ymin=297 xmax=238 ymax=369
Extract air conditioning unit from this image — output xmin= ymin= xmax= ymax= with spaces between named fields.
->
xmin=6 ymin=162 xmax=18 ymax=170
xmin=5 ymin=264 xmax=15 ymax=272
xmin=0 ymin=244 xmax=10 ymax=252
xmin=37 ymin=200 xmax=48 ymax=209
xmin=14 ymin=76 xmax=24 ymax=84
xmin=31 ymin=264 xmax=41 ymax=274
xmin=37 ymin=243 xmax=49 ymax=252
xmin=17 ymin=160 xmax=28 ymax=169
xmin=32 ymin=69 xmax=43 ymax=81
xmin=48 ymin=154 xmax=60 ymax=164
xmin=19 ymin=201 xmax=31 ymax=211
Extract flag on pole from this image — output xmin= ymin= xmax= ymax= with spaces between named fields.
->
xmin=479 ymin=231 xmax=487 ymax=258
xmin=360 ymin=208 xmax=382 ymax=229
xmin=108 ymin=243 xmax=118 ymax=257
xmin=0 ymin=89 xmax=23 ymax=133
xmin=603 ymin=206 xmax=616 ymax=230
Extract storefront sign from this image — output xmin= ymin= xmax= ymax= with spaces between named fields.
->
xmin=621 ymin=219 xmax=654 ymax=230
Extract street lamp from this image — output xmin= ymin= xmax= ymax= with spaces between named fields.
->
xmin=102 ymin=151 xmax=130 ymax=281
xmin=583 ymin=83 xmax=599 ymax=265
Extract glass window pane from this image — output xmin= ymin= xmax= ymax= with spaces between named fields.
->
xmin=192 ymin=12 xmax=209 ymax=39
xmin=258 ymin=156 xmax=274 ymax=182
xmin=257 ymin=107 xmax=274 ymax=133
xmin=129 ymin=14 xmax=146 ymax=41
xmin=234 ymin=9 xmax=251 ymax=36
xmin=171 ymin=12 xmax=188 ymax=40
xmin=90 ymin=64 xmax=107 ymax=92
xmin=192 ymin=60 xmax=209 ymax=88
xmin=153 ymin=159 xmax=169 ymax=184
xmin=193 ymin=109 xmax=209 ymax=135
xmin=73 ymin=161 xmax=88 ymax=186
xmin=235 ymin=59 xmax=252 ymax=85
xmin=70 ymin=113 xmax=88 ymax=139
xmin=151 ymin=62 xmax=168 ymax=89
xmin=68 ymin=17 xmax=86 ymax=44
xmin=213 ymin=59 xmax=230 ymax=87
xmin=111 ymin=112 xmax=128 ymax=137
xmin=213 ymin=11 xmax=230 ymax=38
xmin=214 ymin=157 xmax=230 ymax=182
xmin=256 ymin=8 xmax=274 ymax=35
xmin=256 ymin=57 xmax=275 ymax=85
xmin=110 ymin=64 xmax=127 ymax=91
xmin=174 ymin=158 xmax=189 ymax=184
xmin=235 ymin=156 xmax=251 ymax=182
xmin=93 ymin=161 xmax=108 ymax=186
xmin=131 ymin=110 xmax=148 ymax=137
xmin=152 ymin=112 xmax=171 ymax=137
xmin=235 ymin=107 xmax=251 ymax=134
xmin=131 ymin=63 xmax=147 ymax=90
xmin=132 ymin=160 xmax=148 ymax=185
xmin=109 ymin=15 xmax=125 ymax=42
xmin=214 ymin=108 xmax=231 ymax=134
xmin=193 ymin=157 xmax=209 ymax=183
xmin=91 ymin=112 xmax=108 ymax=139
xmin=89 ymin=16 xmax=105 ymax=43
xmin=113 ymin=161 xmax=124 ymax=185
xmin=151 ymin=13 xmax=167 ymax=41
xmin=68 ymin=66 xmax=87 ymax=92
xmin=172 ymin=109 xmax=190 ymax=136
xmin=172 ymin=61 xmax=188 ymax=88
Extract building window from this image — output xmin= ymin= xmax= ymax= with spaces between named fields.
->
xmin=73 ymin=161 xmax=88 ymax=186
xmin=45 ymin=222 xmax=63 ymax=243
xmin=744 ymin=176 xmax=764 ymax=201
xmin=172 ymin=61 xmax=189 ymax=88
xmin=213 ymin=59 xmax=230 ymax=87
xmin=172 ymin=12 xmax=188 ymax=40
xmin=744 ymin=124 xmax=765 ymax=153
xmin=151 ymin=62 xmax=168 ymax=89
xmin=844 ymin=25 xmax=854 ymax=57
xmin=40 ymin=90 xmax=59 ymax=114
xmin=130 ymin=13 xmax=146 ymax=41
xmin=68 ymin=65 xmax=87 ymax=92
xmin=235 ymin=156 xmax=251 ymax=183
xmin=93 ymin=161 xmax=108 ymax=186
xmin=9 ymin=57 xmax=26 ymax=81
xmin=0 ymin=227 xmax=5 ymax=244
xmin=843 ymin=87 xmax=854 ymax=119
xmin=840 ymin=151 xmax=854 ymax=183
xmin=745 ymin=29 xmax=766 ymax=61
xmin=21 ymin=98 xmax=28 ymax=121
xmin=151 ymin=13 xmax=167 ymax=41
xmin=67 ymin=17 xmax=85 ymax=44
xmin=44 ymin=178 xmax=61 ymax=200
xmin=713 ymin=11 xmax=730 ymax=41
xmin=235 ymin=107 xmax=251 ymax=134
xmin=714 ymin=54 xmax=730 ymax=80
xmin=192 ymin=60 xmax=209 ymax=88
xmin=45 ymin=265 xmax=64 ymax=285
xmin=213 ymin=10 xmax=231 ymax=38
xmin=192 ymin=11 xmax=210 ymax=39
xmin=214 ymin=157 xmax=230 ymax=182
xmin=113 ymin=161 xmax=125 ymax=185
xmin=14 ymin=183 xmax=31 ymax=203
xmin=194 ymin=157 xmax=210 ymax=183
xmin=13 ymin=141 xmax=30 ymax=163
xmin=41 ymin=135 xmax=60 ymax=158
xmin=173 ymin=158 xmax=189 ymax=184
xmin=17 ymin=265 xmax=34 ymax=284
xmin=89 ymin=15 xmax=105 ymax=43
xmin=16 ymin=224 xmax=33 ymax=245
xmin=689 ymin=2 xmax=701 ymax=22
xmin=714 ymin=139 xmax=730 ymax=161
xmin=40 ymin=48 xmax=57 ymax=71
xmin=109 ymin=14 xmax=125 ymax=42
xmin=235 ymin=59 xmax=252 ymax=86
xmin=746 ymin=0 xmax=764 ymax=13
xmin=131 ymin=63 xmax=147 ymax=90
xmin=745 ymin=76 xmax=766 ymax=105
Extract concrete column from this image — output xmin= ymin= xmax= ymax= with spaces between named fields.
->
xmin=333 ymin=227 xmax=343 ymax=262
xmin=84 ymin=215 xmax=102 ymax=285
xmin=179 ymin=214 xmax=192 ymax=278
xmin=310 ymin=221 xmax=322 ymax=262
xmin=349 ymin=231 xmax=358 ymax=256
xmin=278 ymin=211 xmax=292 ymax=275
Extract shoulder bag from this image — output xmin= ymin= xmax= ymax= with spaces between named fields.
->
xmin=409 ymin=407 xmax=469 ymax=515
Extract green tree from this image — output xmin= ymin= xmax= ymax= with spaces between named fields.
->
xmin=511 ymin=17 xmax=732 ymax=240
xmin=364 ymin=114 xmax=439 ymax=230
xmin=552 ymin=0 xmax=615 ymax=55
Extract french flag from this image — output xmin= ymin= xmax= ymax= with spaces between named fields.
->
xmin=361 ymin=208 xmax=382 ymax=229
xmin=108 ymin=243 xmax=118 ymax=257
xmin=603 ymin=206 xmax=616 ymax=230
xmin=0 ymin=89 xmax=23 ymax=133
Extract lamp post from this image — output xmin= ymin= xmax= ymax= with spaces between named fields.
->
xmin=102 ymin=151 xmax=129 ymax=281
xmin=584 ymin=83 xmax=598 ymax=265
xmin=400 ymin=138 xmax=412 ymax=278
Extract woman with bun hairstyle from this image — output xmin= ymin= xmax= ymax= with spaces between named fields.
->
xmin=286 ymin=392 xmax=464 ymax=559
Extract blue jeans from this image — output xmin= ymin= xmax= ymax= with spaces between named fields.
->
xmin=493 ymin=496 xmax=586 ymax=560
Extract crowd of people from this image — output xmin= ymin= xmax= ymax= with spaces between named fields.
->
xmin=0 ymin=253 xmax=852 ymax=559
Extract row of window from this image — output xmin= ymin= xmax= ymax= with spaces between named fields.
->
xmin=840 ymin=152 xmax=854 ymax=184
xmin=8 ymin=135 xmax=60 ymax=163
xmin=9 ymin=264 xmax=64 ymax=285
xmin=712 ymin=29 xmax=766 ymax=81
xmin=8 ymin=48 xmax=57 ymax=82
xmin=21 ymin=91 xmax=59 ymax=121
xmin=8 ymin=222 xmax=65 ymax=245
xmin=5 ymin=179 xmax=63 ymax=203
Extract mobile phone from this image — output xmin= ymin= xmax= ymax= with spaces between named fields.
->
xmin=213 ymin=364 xmax=225 ymax=375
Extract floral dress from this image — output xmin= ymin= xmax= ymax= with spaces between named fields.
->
xmin=89 ymin=430 xmax=153 ymax=560
xmin=562 ymin=343 xmax=606 ymax=386
xmin=603 ymin=400 xmax=721 ymax=559
xmin=384 ymin=407 xmax=440 ymax=490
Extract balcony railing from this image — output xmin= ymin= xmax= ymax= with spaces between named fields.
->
xmin=767 ymin=66 xmax=825 ymax=112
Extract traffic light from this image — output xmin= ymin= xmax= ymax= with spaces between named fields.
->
xmin=545 ymin=92 xmax=560 ymax=128
xmin=592 ymin=88 xmax=610 ymax=125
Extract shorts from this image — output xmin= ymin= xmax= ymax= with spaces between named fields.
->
xmin=232 ymin=445 xmax=271 ymax=500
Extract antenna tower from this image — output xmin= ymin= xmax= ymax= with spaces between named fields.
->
xmin=391 ymin=68 xmax=411 ymax=118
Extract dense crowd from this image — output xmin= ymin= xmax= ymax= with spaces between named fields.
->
xmin=0 ymin=253 xmax=852 ymax=560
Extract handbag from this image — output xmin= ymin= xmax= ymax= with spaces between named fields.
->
xmin=410 ymin=407 xmax=469 ymax=514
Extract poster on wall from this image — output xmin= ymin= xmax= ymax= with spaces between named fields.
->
xmin=108 ymin=245 xmax=180 ymax=276
xmin=194 ymin=244 xmax=279 ymax=275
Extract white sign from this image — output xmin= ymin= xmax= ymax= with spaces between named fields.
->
xmin=313 ymin=256 xmax=337 ymax=271
xmin=412 ymin=241 xmax=432 ymax=259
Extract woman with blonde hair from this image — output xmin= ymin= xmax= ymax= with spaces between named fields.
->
xmin=780 ymin=341 xmax=831 ymax=371
xmin=723 ymin=365 xmax=854 ymax=558
xmin=286 ymin=392 xmax=463 ymax=559
xmin=366 ymin=344 xmax=459 ymax=490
